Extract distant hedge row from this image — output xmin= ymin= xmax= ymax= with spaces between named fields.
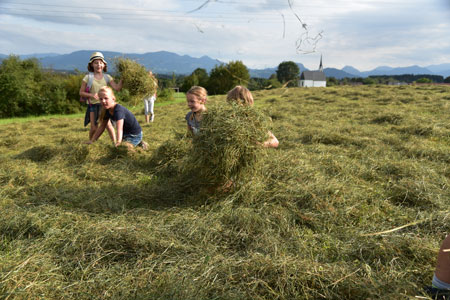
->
xmin=0 ymin=55 xmax=89 ymax=118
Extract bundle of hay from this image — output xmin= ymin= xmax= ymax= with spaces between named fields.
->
xmin=149 ymin=134 xmax=191 ymax=177
xmin=115 ymin=58 xmax=156 ymax=101
xmin=188 ymin=103 xmax=271 ymax=188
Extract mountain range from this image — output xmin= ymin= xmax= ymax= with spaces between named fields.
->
xmin=1 ymin=50 xmax=449 ymax=79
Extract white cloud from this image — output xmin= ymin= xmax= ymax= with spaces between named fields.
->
xmin=0 ymin=0 xmax=450 ymax=70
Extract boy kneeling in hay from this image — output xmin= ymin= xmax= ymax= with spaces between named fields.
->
xmin=86 ymin=86 xmax=148 ymax=149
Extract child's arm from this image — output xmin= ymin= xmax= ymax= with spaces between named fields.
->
xmin=105 ymin=120 xmax=117 ymax=144
xmin=115 ymin=119 xmax=124 ymax=147
xmin=79 ymin=81 xmax=99 ymax=100
xmin=86 ymin=119 xmax=108 ymax=144
xmin=110 ymin=78 xmax=123 ymax=91
xmin=262 ymin=131 xmax=279 ymax=148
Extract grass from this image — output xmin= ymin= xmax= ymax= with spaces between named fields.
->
xmin=0 ymin=85 xmax=449 ymax=299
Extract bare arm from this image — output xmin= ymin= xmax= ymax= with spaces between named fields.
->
xmin=79 ymin=81 xmax=98 ymax=100
xmin=105 ymin=120 xmax=117 ymax=144
xmin=86 ymin=119 xmax=108 ymax=144
xmin=110 ymin=79 xmax=123 ymax=91
xmin=115 ymin=119 xmax=124 ymax=147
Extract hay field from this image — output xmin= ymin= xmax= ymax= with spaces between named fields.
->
xmin=1 ymin=85 xmax=449 ymax=299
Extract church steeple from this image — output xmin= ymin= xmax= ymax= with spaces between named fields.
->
xmin=319 ymin=54 xmax=323 ymax=72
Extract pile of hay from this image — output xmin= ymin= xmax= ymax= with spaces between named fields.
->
xmin=149 ymin=134 xmax=191 ymax=177
xmin=115 ymin=58 xmax=156 ymax=101
xmin=188 ymin=103 xmax=271 ymax=188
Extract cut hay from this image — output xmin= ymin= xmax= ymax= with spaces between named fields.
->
xmin=115 ymin=57 xmax=156 ymax=99
xmin=188 ymin=103 xmax=271 ymax=188
xmin=149 ymin=134 xmax=191 ymax=177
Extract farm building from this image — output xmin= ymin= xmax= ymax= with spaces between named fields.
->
xmin=299 ymin=56 xmax=326 ymax=87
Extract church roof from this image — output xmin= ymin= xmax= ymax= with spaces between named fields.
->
xmin=300 ymin=70 xmax=326 ymax=81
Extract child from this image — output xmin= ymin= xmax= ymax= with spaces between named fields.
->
xmin=86 ymin=86 xmax=148 ymax=149
xmin=143 ymin=71 xmax=158 ymax=123
xmin=425 ymin=234 xmax=450 ymax=298
xmin=79 ymin=51 xmax=122 ymax=143
xmin=226 ymin=85 xmax=279 ymax=148
xmin=185 ymin=86 xmax=207 ymax=135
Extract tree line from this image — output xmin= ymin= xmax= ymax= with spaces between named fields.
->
xmin=1 ymin=55 xmax=448 ymax=118
xmin=179 ymin=61 xmax=300 ymax=94
xmin=326 ymin=74 xmax=450 ymax=86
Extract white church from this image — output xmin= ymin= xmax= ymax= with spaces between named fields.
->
xmin=299 ymin=56 xmax=327 ymax=87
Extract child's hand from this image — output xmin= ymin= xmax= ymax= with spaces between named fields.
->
xmin=93 ymin=93 xmax=99 ymax=100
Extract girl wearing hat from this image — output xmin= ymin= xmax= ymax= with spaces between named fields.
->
xmin=79 ymin=51 xmax=123 ymax=143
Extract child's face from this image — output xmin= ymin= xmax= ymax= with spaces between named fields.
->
xmin=99 ymin=90 xmax=115 ymax=109
xmin=186 ymin=94 xmax=205 ymax=112
xmin=92 ymin=59 xmax=105 ymax=72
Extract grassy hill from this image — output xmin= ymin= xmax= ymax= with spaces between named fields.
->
xmin=1 ymin=85 xmax=449 ymax=299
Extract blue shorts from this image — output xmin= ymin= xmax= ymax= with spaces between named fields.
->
xmin=433 ymin=274 xmax=450 ymax=290
xmin=88 ymin=103 xmax=101 ymax=113
xmin=84 ymin=104 xmax=101 ymax=127
xmin=123 ymin=131 xmax=143 ymax=146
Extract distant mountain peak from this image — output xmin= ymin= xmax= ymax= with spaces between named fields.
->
xmin=1 ymin=50 xmax=449 ymax=77
xmin=342 ymin=66 xmax=361 ymax=76
xmin=373 ymin=66 xmax=393 ymax=71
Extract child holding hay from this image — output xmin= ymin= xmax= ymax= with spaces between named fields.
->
xmin=185 ymin=86 xmax=207 ymax=135
xmin=86 ymin=87 xmax=148 ymax=149
xmin=79 ymin=52 xmax=123 ymax=143
xmin=143 ymin=71 xmax=158 ymax=123
xmin=226 ymin=85 xmax=279 ymax=148
xmin=425 ymin=234 xmax=450 ymax=297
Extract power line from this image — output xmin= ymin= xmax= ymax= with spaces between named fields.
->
xmin=0 ymin=5 xmax=328 ymax=23
xmin=0 ymin=0 xmax=407 ymax=13
xmin=0 ymin=11 xmax=306 ymax=24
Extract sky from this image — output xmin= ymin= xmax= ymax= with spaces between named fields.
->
xmin=0 ymin=0 xmax=450 ymax=71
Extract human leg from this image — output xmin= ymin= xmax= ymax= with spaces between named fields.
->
xmin=144 ymin=97 xmax=150 ymax=123
xmin=435 ymin=235 xmax=450 ymax=287
xmin=89 ymin=111 xmax=97 ymax=140
xmin=149 ymin=97 xmax=155 ymax=121
xmin=425 ymin=235 xmax=450 ymax=298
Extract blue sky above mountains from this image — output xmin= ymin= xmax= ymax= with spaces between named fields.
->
xmin=0 ymin=0 xmax=449 ymax=71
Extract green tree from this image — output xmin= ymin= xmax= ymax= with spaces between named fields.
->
xmin=267 ymin=74 xmax=282 ymax=89
xmin=180 ymin=68 xmax=209 ymax=92
xmin=0 ymin=55 xmax=41 ymax=117
xmin=327 ymin=77 xmax=338 ymax=86
xmin=180 ymin=74 xmax=199 ymax=93
xmin=416 ymin=77 xmax=432 ymax=83
xmin=363 ymin=77 xmax=376 ymax=85
xmin=207 ymin=64 xmax=230 ymax=95
xmin=207 ymin=61 xmax=250 ymax=94
xmin=444 ymin=76 xmax=450 ymax=83
xmin=192 ymin=68 xmax=209 ymax=87
xmin=248 ymin=78 xmax=269 ymax=90
xmin=0 ymin=55 xmax=84 ymax=117
xmin=227 ymin=60 xmax=250 ymax=86
xmin=276 ymin=61 xmax=300 ymax=86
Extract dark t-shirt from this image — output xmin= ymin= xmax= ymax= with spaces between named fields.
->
xmin=105 ymin=104 xmax=142 ymax=135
